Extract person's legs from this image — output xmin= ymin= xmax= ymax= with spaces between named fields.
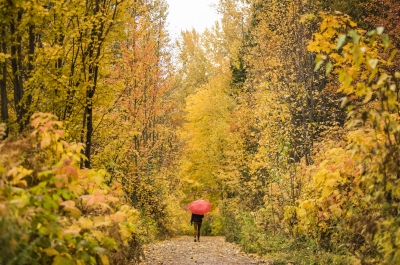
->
xmin=193 ymin=223 xmax=199 ymax=242
xmin=197 ymin=222 xmax=202 ymax=242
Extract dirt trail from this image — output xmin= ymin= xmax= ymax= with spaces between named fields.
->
xmin=138 ymin=236 xmax=271 ymax=265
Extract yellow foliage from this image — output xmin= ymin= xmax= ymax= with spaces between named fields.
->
xmin=0 ymin=113 xmax=143 ymax=264
xmin=298 ymin=12 xmax=400 ymax=263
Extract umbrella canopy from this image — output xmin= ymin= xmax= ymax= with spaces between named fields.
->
xmin=189 ymin=200 xmax=211 ymax=215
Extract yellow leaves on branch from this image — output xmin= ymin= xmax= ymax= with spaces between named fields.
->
xmin=300 ymin=13 xmax=400 ymax=262
xmin=308 ymin=13 xmax=398 ymax=101
xmin=6 ymin=166 xmax=32 ymax=187
xmin=30 ymin=113 xmax=83 ymax=163
xmin=308 ymin=12 xmax=356 ymax=55
xmin=292 ymin=137 xmax=364 ymax=236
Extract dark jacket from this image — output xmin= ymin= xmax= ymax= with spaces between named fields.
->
xmin=191 ymin=213 xmax=204 ymax=223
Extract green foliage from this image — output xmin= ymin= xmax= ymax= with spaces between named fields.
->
xmin=217 ymin=201 xmax=267 ymax=254
xmin=266 ymin=235 xmax=353 ymax=265
xmin=217 ymin=201 xmax=353 ymax=264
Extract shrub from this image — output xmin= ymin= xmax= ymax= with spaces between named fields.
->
xmin=0 ymin=113 xmax=143 ymax=265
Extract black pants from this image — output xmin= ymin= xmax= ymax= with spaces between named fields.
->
xmin=193 ymin=222 xmax=202 ymax=240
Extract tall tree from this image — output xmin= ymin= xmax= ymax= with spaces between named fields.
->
xmin=91 ymin=0 xmax=183 ymax=231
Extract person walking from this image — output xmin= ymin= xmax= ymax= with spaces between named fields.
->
xmin=190 ymin=213 xmax=204 ymax=242
xmin=189 ymin=199 xmax=211 ymax=242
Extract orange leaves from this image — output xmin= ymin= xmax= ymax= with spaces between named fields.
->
xmin=110 ymin=211 xmax=127 ymax=222
xmin=31 ymin=113 xmax=59 ymax=128
xmin=97 ymin=2 xmax=180 ymax=235
xmin=81 ymin=190 xmax=107 ymax=207
xmin=54 ymin=174 xmax=68 ymax=188
xmin=65 ymin=165 xmax=78 ymax=178
xmin=111 ymin=181 xmax=124 ymax=196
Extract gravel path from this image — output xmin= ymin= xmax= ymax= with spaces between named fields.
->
xmin=138 ymin=236 xmax=271 ymax=265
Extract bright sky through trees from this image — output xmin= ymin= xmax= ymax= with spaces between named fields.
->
xmin=166 ymin=0 xmax=220 ymax=38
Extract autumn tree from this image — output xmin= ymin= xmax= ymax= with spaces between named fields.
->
xmin=0 ymin=0 xmax=133 ymax=168
xmin=88 ymin=0 xmax=186 ymax=234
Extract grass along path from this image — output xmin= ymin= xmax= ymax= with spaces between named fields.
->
xmin=138 ymin=236 xmax=272 ymax=265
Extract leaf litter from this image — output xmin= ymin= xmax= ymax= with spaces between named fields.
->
xmin=138 ymin=236 xmax=273 ymax=265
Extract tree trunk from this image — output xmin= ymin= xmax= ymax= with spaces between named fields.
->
xmin=25 ymin=24 xmax=35 ymax=123
xmin=10 ymin=16 xmax=26 ymax=132
xmin=0 ymin=40 xmax=9 ymax=133
xmin=83 ymin=0 xmax=119 ymax=168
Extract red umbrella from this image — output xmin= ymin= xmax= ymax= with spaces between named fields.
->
xmin=189 ymin=200 xmax=211 ymax=215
